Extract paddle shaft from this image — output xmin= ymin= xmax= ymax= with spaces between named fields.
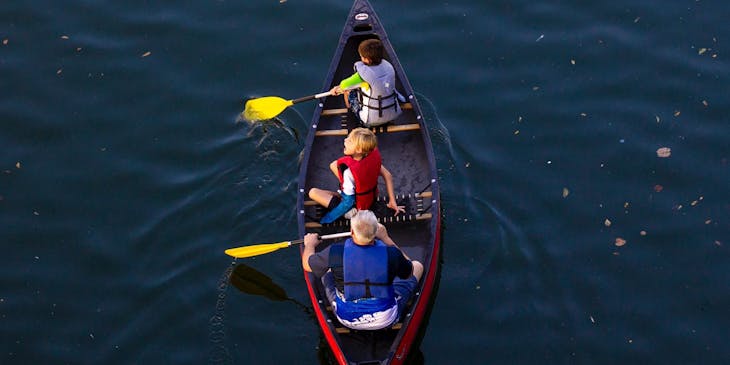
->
xmin=291 ymin=91 xmax=332 ymax=105
xmin=290 ymin=231 xmax=351 ymax=246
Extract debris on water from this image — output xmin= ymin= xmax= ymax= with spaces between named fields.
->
xmin=704 ymin=219 xmax=712 ymax=225
xmin=15 ymin=162 xmax=21 ymax=169
xmin=571 ymin=59 xmax=576 ymax=65
xmin=702 ymin=100 xmax=708 ymax=107
xmin=655 ymin=115 xmax=661 ymax=123
xmin=279 ymin=0 xmax=287 ymax=3
xmin=34 ymin=211 xmax=40 ymax=216
xmin=514 ymin=130 xmax=520 ymax=135
xmin=654 ymin=184 xmax=664 ymax=192
xmin=619 ymin=138 xmax=625 ymax=143
xmin=640 ymin=230 xmax=647 ymax=236
xmin=673 ymin=110 xmax=681 ymax=117
xmin=698 ymin=48 xmax=707 ymax=55
xmin=141 ymin=51 xmax=151 ymax=58
xmin=615 ymin=237 xmax=626 ymax=247
xmin=562 ymin=188 xmax=569 ymax=198
xmin=716 ymin=241 xmax=723 ymax=246
xmin=604 ymin=219 xmax=611 ymax=227
xmin=57 ymin=68 xmax=63 ymax=75
xmin=536 ymin=34 xmax=544 ymax=42
xmin=656 ymin=147 xmax=671 ymax=158
xmin=465 ymin=162 xmax=470 ymax=168
xmin=61 ymin=35 xmax=69 ymax=40
xmin=590 ymin=315 xmax=595 ymax=323
xmin=634 ymin=17 xmax=641 ymax=23
xmin=2 ymin=39 xmax=8 ymax=45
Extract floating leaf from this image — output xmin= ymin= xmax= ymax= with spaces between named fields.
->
xmin=615 ymin=237 xmax=626 ymax=247
xmin=656 ymin=147 xmax=671 ymax=158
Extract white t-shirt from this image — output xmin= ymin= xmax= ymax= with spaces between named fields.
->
xmin=342 ymin=168 xmax=355 ymax=195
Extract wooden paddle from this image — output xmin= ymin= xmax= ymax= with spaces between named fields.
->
xmin=243 ymin=91 xmax=333 ymax=121
xmin=224 ymin=231 xmax=351 ymax=258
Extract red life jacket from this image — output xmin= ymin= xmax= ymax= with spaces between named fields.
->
xmin=336 ymin=148 xmax=382 ymax=210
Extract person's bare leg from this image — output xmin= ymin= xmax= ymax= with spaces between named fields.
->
xmin=308 ymin=188 xmax=339 ymax=207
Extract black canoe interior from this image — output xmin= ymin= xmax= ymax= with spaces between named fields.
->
xmin=300 ymin=27 xmax=437 ymax=363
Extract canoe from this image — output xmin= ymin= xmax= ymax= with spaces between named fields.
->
xmin=296 ymin=0 xmax=442 ymax=364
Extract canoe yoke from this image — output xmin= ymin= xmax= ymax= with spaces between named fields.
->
xmin=304 ymin=191 xmax=433 ymax=229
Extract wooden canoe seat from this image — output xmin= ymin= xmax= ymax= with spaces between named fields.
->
xmin=335 ymin=322 xmax=403 ymax=334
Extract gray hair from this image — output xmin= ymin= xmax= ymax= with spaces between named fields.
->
xmin=350 ymin=210 xmax=378 ymax=242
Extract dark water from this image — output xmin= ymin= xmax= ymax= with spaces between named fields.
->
xmin=2 ymin=1 xmax=728 ymax=364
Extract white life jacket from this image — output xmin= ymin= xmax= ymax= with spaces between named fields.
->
xmin=354 ymin=60 xmax=403 ymax=126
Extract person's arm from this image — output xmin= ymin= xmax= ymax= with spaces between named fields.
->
xmin=329 ymin=160 xmax=339 ymax=179
xmin=330 ymin=73 xmax=367 ymax=95
xmin=301 ymin=233 xmax=321 ymax=272
xmin=380 ymin=165 xmax=404 ymax=216
xmin=376 ymin=223 xmax=410 ymax=260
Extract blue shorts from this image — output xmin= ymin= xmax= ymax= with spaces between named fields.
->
xmin=320 ymin=193 xmax=355 ymax=224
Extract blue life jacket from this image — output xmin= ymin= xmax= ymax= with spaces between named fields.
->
xmin=342 ymin=238 xmax=395 ymax=301
xmin=331 ymin=239 xmax=397 ymax=323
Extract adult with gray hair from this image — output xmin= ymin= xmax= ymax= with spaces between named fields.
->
xmin=302 ymin=210 xmax=423 ymax=330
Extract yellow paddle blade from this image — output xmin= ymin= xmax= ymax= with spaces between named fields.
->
xmin=243 ymin=96 xmax=294 ymax=122
xmin=224 ymin=241 xmax=292 ymax=258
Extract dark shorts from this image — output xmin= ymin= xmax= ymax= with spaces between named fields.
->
xmin=348 ymin=91 xmax=361 ymax=115
xmin=327 ymin=195 xmax=341 ymax=210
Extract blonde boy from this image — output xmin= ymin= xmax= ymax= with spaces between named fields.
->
xmin=309 ymin=128 xmax=402 ymax=223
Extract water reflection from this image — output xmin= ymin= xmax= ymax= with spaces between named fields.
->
xmin=229 ymin=263 xmax=311 ymax=315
